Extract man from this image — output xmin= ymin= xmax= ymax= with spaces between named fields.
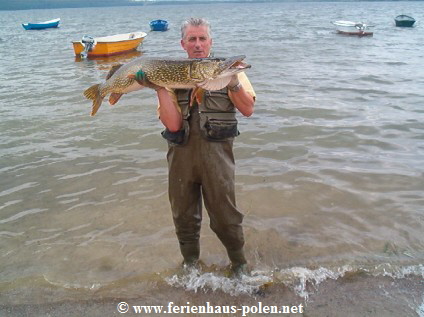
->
xmin=136 ymin=18 xmax=255 ymax=275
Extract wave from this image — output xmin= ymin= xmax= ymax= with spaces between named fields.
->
xmin=1 ymin=266 xmax=422 ymax=316
xmin=165 ymin=263 xmax=424 ymax=300
xmin=2 ymin=262 xmax=421 ymax=304
xmin=166 ymin=267 xmax=272 ymax=297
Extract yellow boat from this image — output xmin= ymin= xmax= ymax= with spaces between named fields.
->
xmin=72 ymin=32 xmax=147 ymax=58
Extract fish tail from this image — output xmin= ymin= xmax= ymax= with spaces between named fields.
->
xmin=83 ymin=84 xmax=103 ymax=116
xmin=83 ymin=84 xmax=100 ymax=100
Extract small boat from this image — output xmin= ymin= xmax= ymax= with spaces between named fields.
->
xmin=150 ymin=20 xmax=169 ymax=32
xmin=72 ymin=32 xmax=147 ymax=58
xmin=332 ymin=20 xmax=374 ymax=36
xmin=22 ymin=18 xmax=60 ymax=30
xmin=395 ymin=15 xmax=416 ymax=27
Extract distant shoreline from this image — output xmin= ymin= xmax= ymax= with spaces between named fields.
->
xmin=1 ymin=0 xmax=420 ymax=12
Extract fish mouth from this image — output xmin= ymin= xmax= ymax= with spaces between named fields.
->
xmin=219 ymin=55 xmax=251 ymax=72
xmin=230 ymin=60 xmax=251 ymax=70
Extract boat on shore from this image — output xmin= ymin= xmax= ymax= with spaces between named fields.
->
xmin=395 ymin=15 xmax=416 ymax=27
xmin=72 ymin=32 xmax=147 ymax=58
xmin=150 ymin=19 xmax=169 ymax=31
xmin=332 ymin=20 xmax=374 ymax=36
xmin=22 ymin=18 xmax=60 ymax=30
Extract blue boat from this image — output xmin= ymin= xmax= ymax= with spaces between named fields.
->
xmin=150 ymin=19 xmax=169 ymax=32
xmin=22 ymin=18 xmax=60 ymax=30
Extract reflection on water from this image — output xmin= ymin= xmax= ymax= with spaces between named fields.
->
xmin=74 ymin=49 xmax=143 ymax=65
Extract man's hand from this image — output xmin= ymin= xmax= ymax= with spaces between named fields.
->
xmin=227 ymin=75 xmax=241 ymax=92
xmin=129 ymin=70 xmax=163 ymax=91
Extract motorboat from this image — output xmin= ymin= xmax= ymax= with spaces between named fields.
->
xmin=72 ymin=32 xmax=147 ymax=58
xmin=332 ymin=20 xmax=374 ymax=36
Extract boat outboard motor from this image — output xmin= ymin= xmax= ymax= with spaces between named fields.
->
xmin=81 ymin=35 xmax=96 ymax=58
xmin=355 ymin=23 xmax=366 ymax=31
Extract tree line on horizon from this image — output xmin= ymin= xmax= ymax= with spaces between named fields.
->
xmin=1 ymin=0 xmax=420 ymax=11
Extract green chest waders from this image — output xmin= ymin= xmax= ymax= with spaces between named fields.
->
xmin=165 ymin=89 xmax=247 ymax=269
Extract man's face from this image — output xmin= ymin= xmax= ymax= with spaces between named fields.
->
xmin=181 ymin=25 xmax=212 ymax=58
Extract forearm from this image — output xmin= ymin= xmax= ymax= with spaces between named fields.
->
xmin=157 ymin=88 xmax=183 ymax=132
xmin=229 ymin=88 xmax=255 ymax=117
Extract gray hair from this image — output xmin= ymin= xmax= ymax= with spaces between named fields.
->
xmin=181 ymin=18 xmax=211 ymax=39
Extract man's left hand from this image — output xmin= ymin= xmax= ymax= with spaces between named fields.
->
xmin=227 ymin=75 xmax=241 ymax=92
xmin=129 ymin=70 xmax=163 ymax=91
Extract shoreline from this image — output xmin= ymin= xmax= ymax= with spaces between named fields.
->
xmin=1 ymin=275 xmax=423 ymax=316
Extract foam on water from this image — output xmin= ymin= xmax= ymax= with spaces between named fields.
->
xmin=166 ymin=264 xmax=424 ymax=301
xmin=274 ymin=266 xmax=350 ymax=300
xmin=374 ymin=263 xmax=424 ymax=279
xmin=283 ymin=264 xmax=424 ymax=300
xmin=166 ymin=267 xmax=272 ymax=297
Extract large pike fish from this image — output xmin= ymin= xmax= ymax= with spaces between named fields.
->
xmin=83 ymin=55 xmax=250 ymax=116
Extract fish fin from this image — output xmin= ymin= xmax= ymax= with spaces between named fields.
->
xmin=106 ymin=64 xmax=123 ymax=80
xmin=109 ymin=93 xmax=123 ymax=105
xmin=83 ymin=84 xmax=103 ymax=116
xmin=197 ymin=77 xmax=232 ymax=91
xmin=189 ymin=87 xmax=199 ymax=107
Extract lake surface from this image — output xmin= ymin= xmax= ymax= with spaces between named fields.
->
xmin=0 ymin=1 xmax=423 ymax=316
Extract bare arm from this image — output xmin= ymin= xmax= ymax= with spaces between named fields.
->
xmin=157 ymin=88 xmax=183 ymax=132
xmin=130 ymin=71 xmax=182 ymax=132
xmin=229 ymin=87 xmax=255 ymax=117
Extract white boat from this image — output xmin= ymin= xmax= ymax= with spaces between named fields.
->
xmin=332 ymin=20 xmax=374 ymax=36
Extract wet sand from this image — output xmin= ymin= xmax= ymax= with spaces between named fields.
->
xmin=1 ymin=275 xmax=422 ymax=317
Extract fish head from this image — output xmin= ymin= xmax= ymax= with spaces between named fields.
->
xmin=214 ymin=55 xmax=251 ymax=77
xmin=191 ymin=55 xmax=251 ymax=81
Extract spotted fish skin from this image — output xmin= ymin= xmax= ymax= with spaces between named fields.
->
xmin=83 ymin=55 xmax=250 ymax=116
